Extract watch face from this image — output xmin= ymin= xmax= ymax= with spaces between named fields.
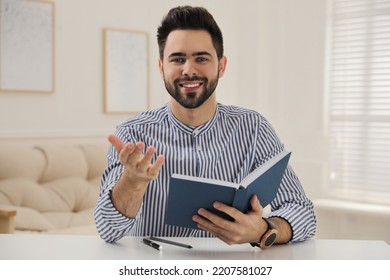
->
xmin=264 ymin=232 xmax=277 ymax=247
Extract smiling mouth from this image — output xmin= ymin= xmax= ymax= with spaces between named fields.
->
xmin=180 ymin=82 xmax=203 ymax=89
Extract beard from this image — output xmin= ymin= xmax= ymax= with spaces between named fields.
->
xmin=163 ymin=72 xmax=219 ymax=109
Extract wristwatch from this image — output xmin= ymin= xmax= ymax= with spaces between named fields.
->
xmin=251 ymin=218 xmax=278 ymax=249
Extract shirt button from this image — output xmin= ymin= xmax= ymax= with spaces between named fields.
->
xmin=193 ymin=129 xmax=200 ymax=136
xmin=196 ymin=146 xmax=202 ymax=152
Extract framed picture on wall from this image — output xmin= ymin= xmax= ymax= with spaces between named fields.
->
xmin=103 ymin=28 xmax=149 ymax=114
xmin=0 ymin=0 xmax=55 ymax=93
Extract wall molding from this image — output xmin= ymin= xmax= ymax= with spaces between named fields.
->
xmin=0 ymin=129 xmax=111 ymax=139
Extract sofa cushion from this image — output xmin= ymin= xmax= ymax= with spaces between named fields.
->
xmin=36 ymin=145 xmax=89 ymax=183
xmin=41 ymin=208 xmax=95 ymax=230
xmin=0 ymin=146 xmax=45 ymax=181
xmin=42 ymin=178 xmax=98 ymax=212
xmin=80 ymin=144 xmax=108 ymax=180
xmin=0 ymin=203 xmax=55 ymax=231
xmin=0 ymin=142 xmax=107 ymax=234
xmin=0 ymin=178 xmax=52 ymax=211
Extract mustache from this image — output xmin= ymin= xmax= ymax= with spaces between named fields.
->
xmin=175 ymin=76 xmax=207 ymax=84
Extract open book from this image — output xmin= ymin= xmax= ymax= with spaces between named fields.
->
xmin=165 ymin=150 xmax=291 ymax=229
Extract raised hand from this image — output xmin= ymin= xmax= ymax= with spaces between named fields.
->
xmin=108 ymin=134 xmax=165 ymax=218
xmin=108 ymin=134 xmax=164 ymax=187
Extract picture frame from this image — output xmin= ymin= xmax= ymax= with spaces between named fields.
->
xmin=0 ymin=0 xmax=55 ymax=93
xmin=103 ymin=28 xmax=149 ymax=114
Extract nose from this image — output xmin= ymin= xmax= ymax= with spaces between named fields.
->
xmin=182 ymin=60 xmax=198 ymax=76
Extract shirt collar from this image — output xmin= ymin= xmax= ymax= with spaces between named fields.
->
xmin=167 ymin=103 xmax=220 ymax=136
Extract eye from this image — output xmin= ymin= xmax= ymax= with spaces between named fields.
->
xmin=170 ymin=58 xmax=185 ymax=64
xmin=196 ymin=57 xmax=208 ymax=63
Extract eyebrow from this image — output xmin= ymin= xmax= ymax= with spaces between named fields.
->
xmin=168 ymin=51 xmax=212 ymax=58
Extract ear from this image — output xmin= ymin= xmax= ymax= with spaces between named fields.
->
xmin=218 ymin=56 xmax=227 ymax=78
xmin=158 ymin=59 xmax=164 ymax=79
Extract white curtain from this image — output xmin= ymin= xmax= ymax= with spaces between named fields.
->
xmin=328 ymin=0 xmax=390 ymax=200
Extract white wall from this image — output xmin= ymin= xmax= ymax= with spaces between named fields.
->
xmin=0 ymin=0 xmax=254 ymax=138
xmin=1 ymin=0 xmax=389 ymax=243
xmin=257 ymin=0 xmax=329 ymax=201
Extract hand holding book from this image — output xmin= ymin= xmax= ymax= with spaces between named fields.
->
xmin=165 ymin=150 xmax=291 ymax=229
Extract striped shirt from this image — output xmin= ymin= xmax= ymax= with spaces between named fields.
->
xmin=94 ymin=103 xmax=317 ymax=243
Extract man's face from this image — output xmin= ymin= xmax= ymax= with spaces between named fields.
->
xmin=159 ymin=30 xmax=226 ymax=109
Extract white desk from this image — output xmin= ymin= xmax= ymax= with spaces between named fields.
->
xmin=0 ymin=234 xmax=389 ymax=260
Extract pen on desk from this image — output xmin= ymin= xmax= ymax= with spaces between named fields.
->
xmin=142 ymin=238 xmax=162 ymax=251
xmin=150 ymin=236 xmax=193 ymax=249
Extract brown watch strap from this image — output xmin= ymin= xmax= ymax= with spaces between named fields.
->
xmin=250 ymin=217 xmax=278 ymax=249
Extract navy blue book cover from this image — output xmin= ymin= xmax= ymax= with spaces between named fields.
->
xmin=165 ymin=151 xmax=291 ymax=229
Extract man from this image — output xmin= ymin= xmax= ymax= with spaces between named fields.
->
xmin=95 ymin=6 xmax=316 ymax=247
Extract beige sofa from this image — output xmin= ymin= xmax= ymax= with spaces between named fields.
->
xmin=0 ymin=140 xmax=109 ymax=235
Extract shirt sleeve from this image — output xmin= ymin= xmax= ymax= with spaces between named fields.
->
xmin=94 ymin=127 xmax=143 ymax=243
xmin=269 ymin=166 xmax=317 ymax=242
xmin=94 ymin=182 xmax=143 ymax=243
xmin=255 ymin=115 xmax=317 ymax=242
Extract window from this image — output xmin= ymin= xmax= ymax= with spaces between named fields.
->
xmin=328 ymin=0 xmax=390 ymax=204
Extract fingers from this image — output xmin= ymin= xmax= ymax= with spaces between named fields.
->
xmin=193 ymin=210 xmax=237 ymax=244
xmin=108 ymin=134 xmax=125 ymax=154
xmin=133 ymin=145 xmax=164 ymax=179
xmin=249 ymin=195 xmax=263 ymax=214
xmin=126 ymin=142 xmax=145 ymax=167
xmin=193 ymin=205 xmax=236 ymax=239
xmin=148 ymin=155 xmax=165 ymax=177
xmin=212 ymin=201 xmax=243 ymax=221
xmin=108 ymin=134 xmax=164 ymax=180
xmin=194 ymin=196 xmax=265 ymax=245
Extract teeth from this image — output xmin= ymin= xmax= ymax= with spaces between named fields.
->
xmin=183 ymin=83 xmax=200 ymax=88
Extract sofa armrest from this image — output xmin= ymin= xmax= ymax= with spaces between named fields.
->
xmin=0 ymin=208 xmax=17 ymax=234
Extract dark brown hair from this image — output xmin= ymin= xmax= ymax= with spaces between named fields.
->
xmin=157 ymin=6 xmax=224 ymax=60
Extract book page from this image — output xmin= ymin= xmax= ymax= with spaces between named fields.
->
xmin=171 ymin=174 xmax=237 ymax=188
xmin=240 ymin=150 xmax=290 ymax=187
